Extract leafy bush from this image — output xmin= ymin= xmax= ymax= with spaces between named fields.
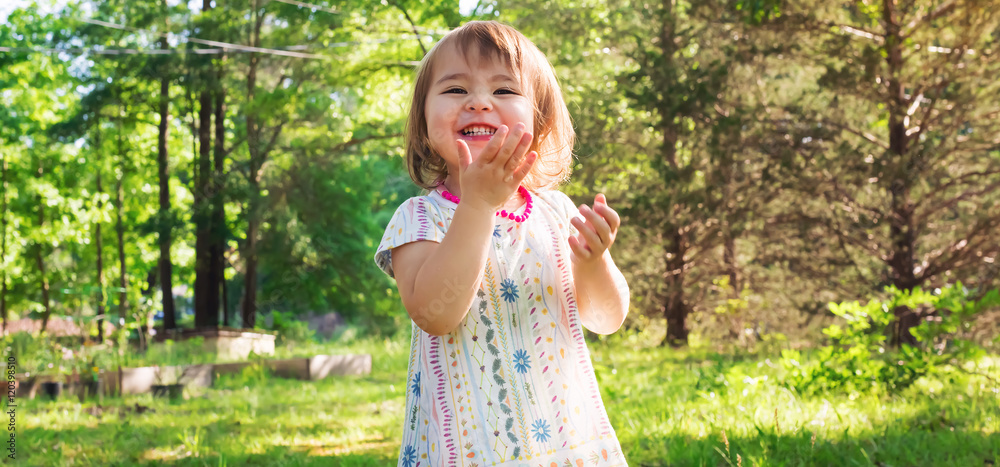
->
xmin=781 ymin=283 xmax=999 ymax=395
xmin=2 ymin=332 xmax=62 ymax=376
xmin=267 ymin=310 xmax=317 ymax=346
xmin=691 ymin=277 xmax=768 ymax=351
xmin=215 ymin=350 xmax=274 ymax=389
xmin=138 ymin=337 xmax=214 ymax=367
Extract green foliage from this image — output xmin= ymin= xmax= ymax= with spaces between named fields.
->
xmin=266 ymin=310 xmax=316 ymax=346
xmin=734 ymin=0 xmax=781 ymax=25
xmin=13 ymin=335 xmax=1000 ymax=465
xmin=2 ymin=332 xmax=62 ymax=376
xmin=3 ymin=0 xmax=999 ymax=356
xmin=138 ymin=337 xmax=214 ymax=367
xmin=215 ymin=350 xmax=274 ymax=390
xmin=781 ymin=284 xmax=999 ymax=395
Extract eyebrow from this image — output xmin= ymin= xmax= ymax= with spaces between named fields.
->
xmin=435 ymin=73 xmax=515 ymax=85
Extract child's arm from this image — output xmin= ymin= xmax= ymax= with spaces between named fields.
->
xmin=390 ymin=201 xmax=496 ymax=336
xmin=568 ymin=194 xmax=630 ymax=334
xmin=573 ymin=250 xmax=630 ymax=334
xmin=393 ymin=124 xmax=537 ymax=336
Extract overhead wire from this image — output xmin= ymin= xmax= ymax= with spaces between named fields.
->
xmin=76 ymin=17 xmax=331 ymax=59
xmin=262 ymin=0 xmax=453 ymax=35
xmin=266 ymin=0 xmax=342 ymax=15
xmin=1 ymin=0 xmax=455 ymax=60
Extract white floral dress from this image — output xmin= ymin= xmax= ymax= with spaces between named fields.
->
xmin=374 ymin=188 xmax=627 ymax=467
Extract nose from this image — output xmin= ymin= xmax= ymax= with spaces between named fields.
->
xmin=466 ymin=92 xmax=492 ymax=112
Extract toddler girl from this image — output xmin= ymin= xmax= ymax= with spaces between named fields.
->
xmin=375 ymin=20 xmax=630 ymax=466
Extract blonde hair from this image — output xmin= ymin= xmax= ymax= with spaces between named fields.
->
xmin=405 ymin=21 xmax=574 ymax=192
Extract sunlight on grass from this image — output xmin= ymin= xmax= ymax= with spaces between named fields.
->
xmin=587 ymin=339 xmax=1000 ymax=465
xmin=19 ymin=333 xmax=1000 ymax=466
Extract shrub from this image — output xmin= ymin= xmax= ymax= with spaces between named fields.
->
xmin=781 ymin=283 xmax=999 ymax=395
xmin=2 ymin=332 xmax=62 ymax=376
xmin=268 ymin=310 xmax=317 ymax=345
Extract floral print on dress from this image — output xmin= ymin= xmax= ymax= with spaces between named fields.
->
xmin=410 ymin=371 xmax=420 ymax=397
xmin=513 ymin=349 xmax=531 ymax=373
xmin=374 ymin=189 xmax=627 ymax=466
xmin=531 ymin=419 xmax=552 ymax=443
xmin=400 ymin=445 xmax=416 ymax=467
xmin=500 ymin=277 xmax=519 ymax=303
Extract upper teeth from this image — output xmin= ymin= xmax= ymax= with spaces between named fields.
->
xmin=462 ymin=126 xmax=496 ymax=136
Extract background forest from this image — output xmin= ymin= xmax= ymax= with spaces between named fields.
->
xmin=2 ymin=0 xmax=998 ymax=348
xmin=3 ymin=0 xmax=1000 ymax=465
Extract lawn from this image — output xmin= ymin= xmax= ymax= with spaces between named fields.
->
xmin=13 ymin=332 xmax=1000 ymax=466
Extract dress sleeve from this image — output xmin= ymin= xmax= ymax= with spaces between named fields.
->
xmin=548 ymin=190 xmax=581 ymax=241
xmin=373 ymin=196 xmax=450 ymax=279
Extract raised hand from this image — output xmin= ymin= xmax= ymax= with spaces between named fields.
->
xmin=455 ymin=122 xmax=537 ymax=212
xmin=568 ymin=193 xmax=621 ymax=265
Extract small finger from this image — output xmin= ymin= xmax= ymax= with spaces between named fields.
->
xmin=593 ymin=203 xmax=621 ymax=232
xmin=481 ymin=125 xmax=509 ymax=164
xmin=503 ymin=132 xmax=533 ymax=174
xmin=495 ymin=123 xmax=528 ymax=168
xmin=512 ymin=151 xmax=537 ymax=181
xmin=456 ymin=140 xmax=472 ymax=172
xmin=571 ymin=215 xmax=604 ymax=252
xmin=579 ymin=205 xmax=610 ymax=245
xmin=568 ymin=236 xmax=592 ymax=260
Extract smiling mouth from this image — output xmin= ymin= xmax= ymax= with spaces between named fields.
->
xmin=461 ymin=125 xmax=497 ymax=136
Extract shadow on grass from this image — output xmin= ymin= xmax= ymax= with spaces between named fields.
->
xmin=184 ymin=445 xmax=396 ymax=467
xmin=18 ymin=420 xmax=398 ymax=466
xmin=620 ymin=411 xmax=1000 ymax=466
xmin=17 ymin=403 xmax=999 ymax=466
xmin=16 ymin=404 xmax=398 ymax=466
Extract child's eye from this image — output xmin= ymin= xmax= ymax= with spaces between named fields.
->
xmin=444 ymin=88 xmax=466 ymax=94
xmin=495 ymin=88 xmax=517 ymax=95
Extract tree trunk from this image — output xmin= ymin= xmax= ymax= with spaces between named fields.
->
xmin=724 ymin=230 xmax=739 ymax=293
xmin=158 ymin=34 xmax=177 ymax=331
xmin=212 ymin=86 xmax=227 ymax=327
xmin=35 ymin=159 xmax=52 ymax=333
xmin=222 ymin=255 xmax=230 ymax=327
xmin=95 ymin=130 xmax=105 ymax=342
xmin=882 ymin=0 xmax=919 ymax=347
xmin=242 ymin=3 xmax=263 ymax=329
xmin=194 ymin=0 xmax=217 ymax=329
xmin=720 ymin=162 xmax=739 ymax=294
xmin=654 ymin=0 xmax=691 ymax=347
xmin=116 ymin=110 xmax=128 ymax=322
xmin=663 ymin=227 xmax=690 ymax=347
xmin=194 ymin=85 xmax=214 ymax=328
xmin=242 ymin=213 xmax=259 ymax=329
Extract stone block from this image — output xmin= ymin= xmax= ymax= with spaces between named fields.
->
xmin=308 ymin=354 xmax=372 ymax=379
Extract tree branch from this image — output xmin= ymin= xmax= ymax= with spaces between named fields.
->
xmin=915 ymin=178 xmax=1000 ymax=225
xmin=901 ymin=0 xmax=958 ymax=40
xmin=919 ymin=216 xmax=1000 ymax=281
xmin=391 ymin=1 xmax=427 ymax=56
xmin=819 ymin=118 xmax=890 ymax=150
xmin=329 ymin=133 xmax=404 ymax=153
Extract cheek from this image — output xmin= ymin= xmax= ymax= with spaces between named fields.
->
xmin=425 ymin=102 xmax=457 ymax=141
xmin=427 ymin=123 xmax=455 ymax=148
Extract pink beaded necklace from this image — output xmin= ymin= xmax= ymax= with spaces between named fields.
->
xmin=438 ymin=185 xmax=533 ymax=223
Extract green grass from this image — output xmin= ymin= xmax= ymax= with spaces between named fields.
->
xmin=11 ymin=332 xmax=1000 ymax=466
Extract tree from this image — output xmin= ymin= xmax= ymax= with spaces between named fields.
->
xmin=603 ymin=0 xmax=763 ymax=346
xmin=759 ymin=0 xmax=1000 ymax=345
xmin=156 ymin=12 xmax=178 ymax=331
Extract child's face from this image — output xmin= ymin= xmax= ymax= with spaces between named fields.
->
xmin=424 ymin=43 xmax=535 ymax=174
